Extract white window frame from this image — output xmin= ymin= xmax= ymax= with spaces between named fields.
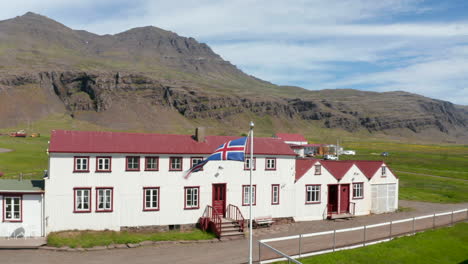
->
xmin=184 ymin=187 xmax=199 ymax=209
xmin=4 ymin=196 xmax=21 ymax=221
xmin=145 ymin=157 xmax=159 ymax=171
xmin=271 ymin=184 xmax=280 ymax=205
xmin=170 ymin=157 xmax=183 ymax=171
xmin=97 ymin=157 xmax=111 ymax=171
xmin=306 ymin=185 xmax=320 ymax=203
xmin=144 ymin=188 xmax=160 ymax=211
xmin=314 ymin=165 xmax=321 ymax=175
xmin=191 ymin=157 xmax=204 ymax=168
xmin=266 ymin=158 xmax=276 ymax=170
xmin=74 ymin=188 xmax=91 ymax=212
xmin=74 ymin=157 xmax=89 ymax=172
xmin=353 ymin=183 xmax=364 ymax=199
xmin=96 ymin=188 xmax=113 ymax=212
xmin=382 ymin=166 xmax=387 ymax=177
xmin=126 ymin=156 xmax=140 ymax=171
xmin=242 ymin=185 xmax=256 ymax=206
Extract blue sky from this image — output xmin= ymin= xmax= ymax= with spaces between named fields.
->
xmin=1 ymin=0 xmax=468 ymax=105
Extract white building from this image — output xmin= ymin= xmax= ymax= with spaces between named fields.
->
xmin=0 ymin=179 xmax=45 ymax=237
xmin=44 ymin=129 xmax=399 ymax=237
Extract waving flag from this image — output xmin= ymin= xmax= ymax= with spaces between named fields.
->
xmin=184 ymin=137 xmax=248 ymax=179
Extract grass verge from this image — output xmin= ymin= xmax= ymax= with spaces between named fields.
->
xmin=47 ymin=229 xmax=216 ymax=248
xmin=285 ymin=222 xmax=468 ymax=264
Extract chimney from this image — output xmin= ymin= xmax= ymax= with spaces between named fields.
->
xmin=195 ymin=127 xmax=206 ymax=142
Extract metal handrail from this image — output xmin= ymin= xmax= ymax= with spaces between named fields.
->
xmin=227 ymin=204 xmax=245 ymax=232
xmin=203 ymin=205 xmax=222 ymax=238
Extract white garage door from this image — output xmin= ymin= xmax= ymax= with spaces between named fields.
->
xmin=371 ymin=184 xmax=396 ymax=214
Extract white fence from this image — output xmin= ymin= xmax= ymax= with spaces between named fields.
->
xmin=259 ymin=208 xmax=468 ymax=264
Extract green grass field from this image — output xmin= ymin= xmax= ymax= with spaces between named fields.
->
xmin=47 ymin=229 xmax=216 ymax=248
xmin=0 ymin=136 xmax=49 ymax=178
xmin=286 ymin=222 xmax=468 ymax=264
xmin=338 ymin=141 xmax=468 ymax=203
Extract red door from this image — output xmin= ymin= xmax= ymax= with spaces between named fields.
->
xmin=212 ymin=184 xmax=226 ymax=217
xmin=340 ymin=184 xmax=350 ymax=214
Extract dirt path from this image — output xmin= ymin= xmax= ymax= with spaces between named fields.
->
xmin=1 ymin=200 xmax=467 ymax=264
xmin=395 ymin=170 xmax=468 ymax=182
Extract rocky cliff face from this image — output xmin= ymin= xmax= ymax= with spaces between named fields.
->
xmin=1 ymin=71 xmax=466 ymax=140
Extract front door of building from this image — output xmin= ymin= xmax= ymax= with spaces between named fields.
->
xmin=212 ymin=184 xmax=226 ymax=217
xmin=328 ymin=185 xmax=338 ymax=213
xmin=340 ymin=184 xmax=350 ymax=214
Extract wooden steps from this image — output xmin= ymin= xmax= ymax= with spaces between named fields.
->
xmin=220 ymin=218 xmax=244 ymax=240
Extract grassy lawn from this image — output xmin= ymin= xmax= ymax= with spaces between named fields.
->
xmin=47 ymin=229 xmax=216 ymax=248
xmin=398 ymin=172 xmax=468 ymax=203
xmin=287 ymin=222 xmax=468 ymax=264
xmin=0 ymin=135 xmax=49 ymax=178
xmin=340 ymin=142 xmax=468 ymax=180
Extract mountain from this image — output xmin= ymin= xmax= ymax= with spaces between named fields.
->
xmin=0 ymin=12 xmax=467 ymax=143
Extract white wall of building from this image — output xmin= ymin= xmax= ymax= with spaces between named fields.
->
xmin=294 ymin=161 xmax=337 ymax=221
xmin=0 ymin=194 xmax=43 ymax=237
xmin=45 ymin=153 xmax=296 ymax=233
xmin=338 ymin=165 xmax=372 ymax=216
xmin=369 ymin=163 xmax=399 ymax=213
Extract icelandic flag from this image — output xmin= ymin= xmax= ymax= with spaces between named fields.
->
xmin=184 ymin=137 xmax=248 ymax=179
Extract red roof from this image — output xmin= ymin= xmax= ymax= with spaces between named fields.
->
xmin=320 ymin=160 xmax=355 ymax=180
xmin=49 ymin=130 xmax=297 ymax=156
xmin=354 ymin=161 xmax=387 ymax=179
xmin=295 ymin=159 xmax=392 ymax=181
xmin=275 ymin=133 xmax=307 ymax=142
xmin=295 ymin=159 xmax=318 ymax=181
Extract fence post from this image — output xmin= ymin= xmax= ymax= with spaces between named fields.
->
xmin=412 ymin=217 xmax=415 ymax=234
xmin=433 ymin=213 xmax=436 ymax=229
xmin=299 ymin=234 xmax=302 ymax=258
xmin=333 ymin=229 xmax=336 ymax=252
xmin=389 ymin=221 xmax=392 ymax=239
xmin=258 ymin=241 xmax=262 ymax=263
xmin=363 ymin=225 xmax=367 ymax=246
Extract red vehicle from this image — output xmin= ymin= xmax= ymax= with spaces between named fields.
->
xmin=9 ymin=130 xmax=27 ymax=137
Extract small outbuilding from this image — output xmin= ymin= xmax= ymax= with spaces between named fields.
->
xmin=0 ymin=179 xmax=44 ymax=237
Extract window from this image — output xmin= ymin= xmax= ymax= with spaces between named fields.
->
xmin=74 ymin=188 xmax=91 ymax=213
xmin=353 ymin=183 xmax=364 ymax=199
xmin=170 ymin=157 xmax=183 ymax=171
xmin=244 ymin=157 xmax=256 ymax=170
xmin=145 ymin=157 xmax=159 ymax=171
xmin=265 ymin=158 xmax=276 ymax=170
xmin=96 ymin=156 xmax=111 ymax=172
xmin=271 ymin=184 xmax=280 ymax=205
xmin=305 ymin=185 xmax=320 ymax=204
xmin=3 ymin=196 xmax=21 ymax=222
xmin=242 ymin=185 xmax=256 ymax=206
xmin=74 ymin=156 xmax=89 ymax=172
xmin=126 ymin=156 xmax=140 ymax=171
xmin=96 ymin=188 xmax=113 ymax=212
xmin=184 ymin=187 xmax=199 ymax=209
xmin=190 ymin=157 xmax=204 ymax=170
xmin=382 ymin=166 xmax=387 ymax=177
xmin=143 ymin=187 xmax=160 ymax=211
xmin=314 ymin=165 xmax=321 ymax=175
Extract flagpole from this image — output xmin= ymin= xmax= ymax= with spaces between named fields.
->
xmin=248 ymin=121 xmax=254 ymax=264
